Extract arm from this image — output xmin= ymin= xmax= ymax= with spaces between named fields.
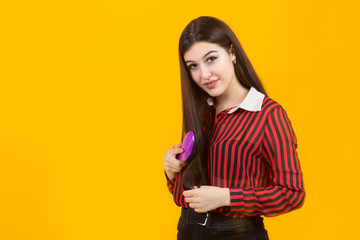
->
xmin=228 ymin=106 xmax=305 ymax=217
xmin=163 ymin=144 xmax=187 ymax=195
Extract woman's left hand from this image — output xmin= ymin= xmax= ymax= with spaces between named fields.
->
xmin=183 ymin=186 xmax=230 ymax=213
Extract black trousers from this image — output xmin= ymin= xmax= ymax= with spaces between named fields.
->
xmin=177 ymin=208 xmax=269 ymax=240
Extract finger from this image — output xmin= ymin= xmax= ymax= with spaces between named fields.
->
xmin=182 ymin=190 xmax=192 ymax=198
xmin=172 ymin=143 xmax=182 ymax=149
xmin=171 ymin=167 xmax=182 ymax=172
xmin=184 ymin=197 xmax=195 ymax=203
xmin=164 ymin=161 xmax=179 ymax=169
xmin=168 ymin=158 xmax=186 ymax=169
xmin=164 ymin=162 xmax=182 ymax=172
xmin=171 ymin=146 xmax=184 ymax=155
xmin=166 ymin=165 xmax=182 ymax=172
xmin=189 ymin=203 xmax=199 ymax=209
xmin=194 ymin=208 xmax=206 ymax=213
xmin=183 ymin=189 xmax=196 ymax=197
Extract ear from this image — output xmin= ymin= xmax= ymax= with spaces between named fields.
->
xmin=229 ymin=44 xmax=236 ymax=61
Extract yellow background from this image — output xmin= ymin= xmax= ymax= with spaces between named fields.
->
xmin=0 ymin=0 xmax=359 ymax=239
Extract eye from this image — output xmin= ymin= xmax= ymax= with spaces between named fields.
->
xmin=188 ymin=64 xmax=197 ymax=70
xmin=186 ymin=56 xmax=217 ymax=70
xmin=207 ymin=56 xmax=217 ymax=62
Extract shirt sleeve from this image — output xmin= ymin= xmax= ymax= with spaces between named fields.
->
xmin=165 ymin=170 xmax=176 ymax=194
xmin=228 ymin=106 xmax=305 ymax=217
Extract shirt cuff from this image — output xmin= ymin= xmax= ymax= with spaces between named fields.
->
xmin=228 ymin=188 xmax=244 ymax=212
xmin=164 ymin=170 xmax=176 ymax=185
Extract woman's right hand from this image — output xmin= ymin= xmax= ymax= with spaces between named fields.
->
xmin=163 ymin=143 xmax=188 ymax=180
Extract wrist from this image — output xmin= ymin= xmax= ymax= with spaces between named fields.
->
xmin=222 ymin=188 xmax=231 ymax=207
xmin=165 ymin=169 xmax=176 ymax=181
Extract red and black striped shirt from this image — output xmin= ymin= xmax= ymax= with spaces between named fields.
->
xmin=165 ymin=87 xmax=305 ymax=218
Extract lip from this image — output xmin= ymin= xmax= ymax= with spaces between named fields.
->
xmin=204 ymin=79 xmax=219 ymax=89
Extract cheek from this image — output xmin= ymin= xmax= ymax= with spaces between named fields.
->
xmin=214 ymin=63 xmax=233 ymax=81
xmin=215 ymin=60 xmax=230 ymax=74
xmin=190 ymin=71 xmax=201 ymax=84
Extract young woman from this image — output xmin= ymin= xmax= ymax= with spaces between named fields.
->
xmin=163 ymin=16 xmax=305 ymax=240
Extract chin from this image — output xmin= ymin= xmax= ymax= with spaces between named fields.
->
xmin=206 ymin=90 xmax=223 ymax=98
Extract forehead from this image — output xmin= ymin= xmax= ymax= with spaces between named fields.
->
xmin=184 ymin=41 xmax=226 ymax=61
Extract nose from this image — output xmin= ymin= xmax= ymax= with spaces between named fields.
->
xmin=200 ymin=64 xmax=212 ymax=79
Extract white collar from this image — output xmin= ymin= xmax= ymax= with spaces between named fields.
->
xmin=206 ymin=87 xmax=265 ymax=113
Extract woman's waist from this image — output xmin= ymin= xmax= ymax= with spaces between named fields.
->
xmin=180 ymin=207 xmax=264 ymax=228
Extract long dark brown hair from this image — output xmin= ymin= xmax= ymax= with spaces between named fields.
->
xmin=178 ymin=16 xmax=268 ymax=190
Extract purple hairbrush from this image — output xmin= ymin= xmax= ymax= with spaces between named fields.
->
xmin=176 ymin=131 xmax=195 ymax=161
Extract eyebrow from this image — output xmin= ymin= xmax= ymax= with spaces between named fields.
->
xmin=185 ymin=50 xmax=218 ymax=64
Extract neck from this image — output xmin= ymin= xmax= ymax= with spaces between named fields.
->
xmin=215 ymin=78 xmax=249 ymax=112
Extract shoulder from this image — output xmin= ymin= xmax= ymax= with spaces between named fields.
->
xmin=261 ymin=96 xmax=283 ymax=115
xmin=261 ymin=96 xmax=294 ymax=126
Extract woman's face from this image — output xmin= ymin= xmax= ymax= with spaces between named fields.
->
xmin=183 ymin=41 xmax=236 ymax=98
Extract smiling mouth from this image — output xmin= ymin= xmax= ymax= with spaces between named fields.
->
xmin=204 ymin=79 xmax=219 ymax=86
xmin=204 ymin=79 xmax=219 ymax=89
